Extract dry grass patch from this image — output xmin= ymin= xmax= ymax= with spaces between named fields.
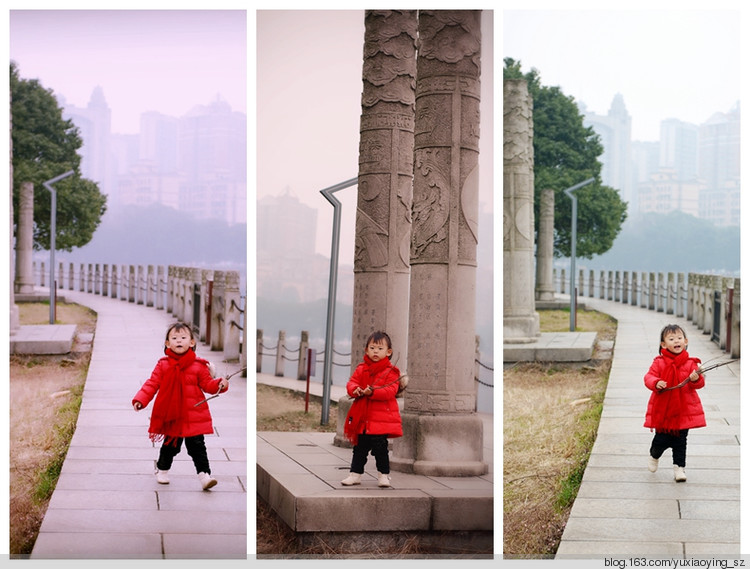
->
xmin=256 ymin=383 xmax=337 ymax=432
xmin=9 ymin=302 xmax=96 ymax=556
xmin=503 ymin=308 xmax=616 ymax=557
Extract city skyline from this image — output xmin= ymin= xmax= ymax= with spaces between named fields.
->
xmin=9 ymin=10 xmax=247 ymax=135
xmin=503 ymin=9 xmax=741 ymax=143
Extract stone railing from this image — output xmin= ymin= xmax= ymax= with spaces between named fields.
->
xmin=551 ymin=268 xmax=740 ymax=357
xmin=32 ymin=261 xmax=247 ymax=367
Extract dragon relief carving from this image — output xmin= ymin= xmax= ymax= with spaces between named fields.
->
xmin=411 ymin=149 xmax=450 ymax=258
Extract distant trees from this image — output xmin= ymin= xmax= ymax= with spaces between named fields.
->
xmin=11 ymin=62 xmax=107 ymax=251
xmin=504 ymin=58 xmax=627 ymax=259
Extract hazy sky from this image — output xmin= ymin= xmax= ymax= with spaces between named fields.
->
xmin=503 ymin=8 xmax=742 ymax=142
xmin=256 ymin=9 xmax=495 ymax=259
xmin=9 ymin=10 xmax=247 ymax=135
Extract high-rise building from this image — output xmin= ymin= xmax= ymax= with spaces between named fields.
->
xmin=580 ymin=94 xmax=633 ymax=213
xmin=699 ymin=104 xmax=740 ymax=191
xmin=659 ymin=118 xmax=699 ymax=181
xmin=60 ymin=86 xmax=115 ymax=193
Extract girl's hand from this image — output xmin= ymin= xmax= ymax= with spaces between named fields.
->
xmin=689 ymin=370 xmax=699 ymax=382
xmin=133 ymin=401 xmax=143 ymax=411
xmin=218 ymin=378 xmax=229 ymax=392
xmin=656 ymin=380 xmax=667 ymax=390
xmin=362 ymin=386 xmax=373 ymax=396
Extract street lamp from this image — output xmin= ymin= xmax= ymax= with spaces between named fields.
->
xmin=44 ymin=170 xmax=75 ymax=324
xmin=563 ymin=177 xmax=595 ymax=332
xmin=320 ymin=177 xmax=357 ymax=425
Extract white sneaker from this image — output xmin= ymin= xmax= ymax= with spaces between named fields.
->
xmin=377 ymin=472 xmax=391 ymax=487
xmin=673 ymin=465 xmax=687 ymax=482
xmin=198 ymin=472 xmax=217 ymax=490
xmin=648 ymin=456 xmax=659 ymax=472
xmin=340 ymin=472 xmax=361 ymax=486
xmin=156 ymin=469 xmax=170 ymax=484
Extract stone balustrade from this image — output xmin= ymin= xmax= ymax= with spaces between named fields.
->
xmin=34 ymin=260 xmax=247 ymax=367
xmin=553 ymin=268 xmax=740 ymax=357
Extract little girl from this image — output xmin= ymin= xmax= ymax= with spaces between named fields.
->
xmin=341 ymin=331 xmax=403 ymax=488
xmin=133 ymin=322 xmax=228 ymax=490
xmin=643 ymin=324 xmax=705 ymax=482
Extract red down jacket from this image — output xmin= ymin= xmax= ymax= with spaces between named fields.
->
xmin=132 ymin=355 xmax=226 ymax=439
xmin=643 ymin=352 xmax=706 ymax=432
xmin=344 ymin=356 xmax=403 ymax=442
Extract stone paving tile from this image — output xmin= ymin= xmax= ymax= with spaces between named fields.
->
xmin=39 ymin=508 xmax=246 ymax=535
xmin=163 ymin=534 xmax=247 ymax=559
xmin=568 ymin=497 xmax=679 ymax=519
xmin=31 ymin=532 xmax=164 ymax=559
xmin=561 ymin=517 xmax=739 ymax=545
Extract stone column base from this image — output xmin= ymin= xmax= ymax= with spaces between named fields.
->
xmin=503 ymin=314 xmax=540 ymax=344
xmin=391 ymin=412 xmax=487 ymax=477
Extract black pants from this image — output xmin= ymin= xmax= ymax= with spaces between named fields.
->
xmin=156 ymin=434 xmax=211 ymax=474
xmin=350 ymin=434 xmax=390 ymax=475
xmin=650 ymin=429 xmax=689 ymax=467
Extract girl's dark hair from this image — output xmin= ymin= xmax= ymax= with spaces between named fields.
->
xmin=366 ymin=331 xmax=392 ymax=351
xmin=165 ymin=322 xmax=197 ymax=351
xmin=658 ymin=324 xmax=686 ymax=353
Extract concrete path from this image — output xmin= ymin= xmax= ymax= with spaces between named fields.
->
xmin=29 ymin=289 xmax=246 ymax=559
xmin=555 ymin=296 xmax=740 ymax=558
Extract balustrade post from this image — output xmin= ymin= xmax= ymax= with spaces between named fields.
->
xmin=256 ymin=329 xmax=263 ymax=373
xmin=730 ymin=279 xmax=740 ymax=358
xmin=630 ymin=271 xmax=638 ymax=306
xmin=166 ymin=266 xmax=174 ymax=313
xmin=146 ymin=265 xmax=154 ymax=307
xmin=621 ymin=271 xmax=629 ymax=304
xmin=297 ymin=330 xmax=309 ymax=381
xmin=101 ymin=264 xmax=109 ymax=297
xmin=199 ymin=270 xmax=212 ymax=341
xmin=127 ymin=265 xmax=135 ymax=303
xmin=588 ymin=270 xmax=594 ymax=298
xmin=613 ymin=271 xmax=620 ymax=302
xmin=274 ymin=330 xmax=285 ymax=377
xmin=605 ymin=271 xmax=612 ymax=301
xmin=560 ymin=268 xmax=566 ymax=295
xmin=599 ymin=270 xmax=605 ymax=300
xmin=85 ymin=264 xmax=92 ymax=293
xmin=648 ymin=272 xmax=656 ymax=310
xmin=110 ymin=265 xmax=118 ymax=299
xmin=223 ymin=271 xmax=242 ymax=362
xmin=67 ymin=263 xmax=75 ymax=291
xmin=666 ymin=273 xmax=674 ymax=315
xmin=578 ymin=269 xmax=584 ymax=299
xmin=676 ymin=273 xmax=684 ymax=318
xmin=156 ymin=266 xmax=165 ymax=310
xmin=56 ymin=262 xmax=63 ymax=290
xmin=210 ymin=271 xmax=226 ymax=352
xmin=39 ymin=262 xmax=46 ymax=287
xmin=94 ymin=264 xmax=101 ymax=295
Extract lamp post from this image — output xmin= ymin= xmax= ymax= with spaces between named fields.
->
xmin=320 ymin=177 xmax=357 ymax=425
xmin=563 ymin=177 xmax=595 ymax=332
xmin=44 ymin=170 xmax=75 ymax=324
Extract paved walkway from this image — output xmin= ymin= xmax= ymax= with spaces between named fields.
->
xmin=555 ymin=296 xmax=740 ymax=558
xmin=28 ymin=289 xmax=246 ymax=559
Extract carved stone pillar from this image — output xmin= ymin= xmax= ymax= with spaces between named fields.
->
xmin=535 ymin=188 xmax=555 ymax=302
xmin=14 ymin=181 xmax=35 ymax=295
xmin=503 ymin=78 xmax=540 ymax=342
xmin=335 ymin=10 xmax=417 ymax=450
xmin=391 ymin=10 xmax=486 ymax=477
xmin=350 ymin=9 xmax=417 ymax=371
